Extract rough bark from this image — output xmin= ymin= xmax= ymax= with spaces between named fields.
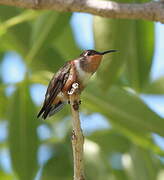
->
xmin=69 ymin=83 xmax=85 ymax=180
xmin=0 ymin=0 xmax=164 ymax=22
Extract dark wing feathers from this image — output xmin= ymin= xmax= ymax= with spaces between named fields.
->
xmin=37 ymin=62 xmax=71 ymax=119
xmin=48 ymin=101 xmax=66 ymax=117
xmin=37 ymin=82 xmax=63 ymax=119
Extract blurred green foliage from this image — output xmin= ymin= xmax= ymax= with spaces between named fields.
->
xmin=0 ymin=1 xmax=164 ymax=180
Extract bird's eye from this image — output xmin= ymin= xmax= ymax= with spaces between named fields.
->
xmin=87 ymin=51 xmax=92 ymax=56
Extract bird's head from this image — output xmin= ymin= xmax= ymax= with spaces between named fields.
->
xmin=80 ymin=49 xmax=117 ymax=58
xmin=80 ymin=49 xmax=117 ymax=64
xmin=78 ymin=49 xmax=117 ymax=73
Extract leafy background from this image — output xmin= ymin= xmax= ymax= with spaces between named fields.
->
xmin=0 ymin=1 xmax=164 ymax=180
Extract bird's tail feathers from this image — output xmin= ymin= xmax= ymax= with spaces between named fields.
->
xmin=37 ymin=101 xmax=66 ymax=120
xmin=48 ymin=101 xmax=66 ymax=117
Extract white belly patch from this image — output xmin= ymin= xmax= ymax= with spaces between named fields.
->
xmin=74 ymin=60 xmax=92 ymax=84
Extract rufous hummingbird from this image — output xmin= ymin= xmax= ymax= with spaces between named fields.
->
xmin=37 ymin=49 xmax=117 ymax=119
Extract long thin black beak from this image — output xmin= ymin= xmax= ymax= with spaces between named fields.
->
xmin=99 ymin=50 xmax=117 ymax=55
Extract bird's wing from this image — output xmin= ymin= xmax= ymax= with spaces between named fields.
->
xmin=37 ymin=62 xmax=71 ymax=118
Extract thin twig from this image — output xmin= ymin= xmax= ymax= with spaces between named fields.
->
xmin=68 ymin=83 xmax=85 ymax=180
xmin=0 ymin=0 xmax=164 ymax=23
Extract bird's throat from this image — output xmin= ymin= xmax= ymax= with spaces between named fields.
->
xmin=80 ymin=55 xmax=102 ymax=73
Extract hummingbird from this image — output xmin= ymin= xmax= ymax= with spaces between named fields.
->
xmin=37 ymin=49 xmax=117 ymax=119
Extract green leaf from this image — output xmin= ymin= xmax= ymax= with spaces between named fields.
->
xmin=0 ymin=85 xmax=8 ymax=119
xmin=0 ymin=170 xmax=14 ymax=180
xmin=87 ymin=127 xmax=163 ymax=156
xmin=8 ymin=80 xmax=39 ymax=180
xmin=125 ymin=20 xmax=154 ymax=91
xmin=94 ymin=17 xmax=130 ymax=90
xmin=0 ymin=10 xmax=39 ymax=36
xmin=143 ymin=77 xmax=164 ymax=94
xmin=27 ymin=11 xmax=71 ymax=64
xmin=83 ymin=85 xmax=164 ymax=137
xmin=53 ymin=23 xmax=81 ymax=59
xmin=0 ymin=52 xmax=5 ymax=84
xmin=30 ymin=71 xmax=53 ymax=85
xmin=129 ymin=145 xmax=160 ymax=180
xmin=94 ymin=0 xmax=154 ymax=92
xmin=0 ymin=8 xmax=37 ymax=55
xmin=113 ymin=123 xmax=164 ymax=156
xmin=88 ymin=130 xmax=130 ymax=153
xmin=41 ymin=142 xmax=73 ymax=180
xmin=30 ymin=46 xmax=65 ymax=72
xmin=84 ymin=139 xmax=111 ymax=180
xmin=0 ymin=6 xmax=20 ymax=22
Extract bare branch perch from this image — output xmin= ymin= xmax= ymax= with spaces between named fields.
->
xmin=0 ymin=0 xmax=164 ymax=22
xmin=69 ymin=83 xmax=85 ymax=180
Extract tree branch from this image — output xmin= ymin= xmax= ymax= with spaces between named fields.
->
xmin=0 ymin=0 xmax=164 ymax=22
xmin=69 ymin=83 xmax=85 ymax=180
